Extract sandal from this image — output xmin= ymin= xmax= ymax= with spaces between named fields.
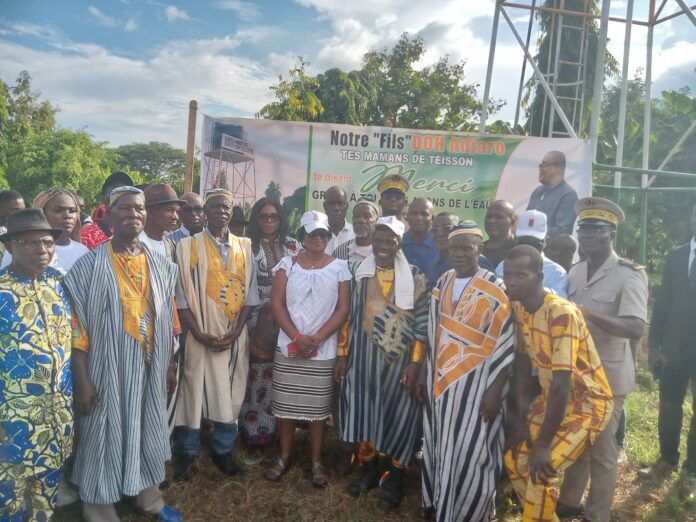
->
xmin=264 ymin=456 xmax=290 ymax=481
xmin=311 ymin=461 xmax=329 ymax=488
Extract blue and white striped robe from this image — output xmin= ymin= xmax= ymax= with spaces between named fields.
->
xmin=422 ymin=268 xmax=515 ymax=522
xmin=64 ymin=242 xmax=178 ymax=504
xmin=339 ymin=262 xmax=429 ymax=466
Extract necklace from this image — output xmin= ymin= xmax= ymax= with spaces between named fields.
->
xmin=302 ymin=251 xmax=323 ymax=269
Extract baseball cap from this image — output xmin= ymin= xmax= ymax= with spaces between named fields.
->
xmin=516 ymin=210 xmax=547 ymax=240
xmin=375 ymin=215 xmax=405 ymax=238
xmin=300 ymin=210 xmax=330 ymax=234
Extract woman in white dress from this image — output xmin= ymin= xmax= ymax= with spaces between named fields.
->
xmin=266 ymin=211 xmax=351 ymax=487
xmin=1 ymin=188 xmax=87 ymax=273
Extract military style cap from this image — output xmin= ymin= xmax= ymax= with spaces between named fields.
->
xmin=576 ymin=197 xmax=625 ymax=226
xmin=377 ymin=174 xmax=409 ymax=195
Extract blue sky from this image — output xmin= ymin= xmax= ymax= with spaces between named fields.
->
xmin=1 ymin=0 xmax=694 ymax=148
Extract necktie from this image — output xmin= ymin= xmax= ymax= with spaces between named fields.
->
xmin=690 ymin=249 xmax=696 ymax=290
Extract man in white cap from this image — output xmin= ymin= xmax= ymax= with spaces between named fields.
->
xmin=172 ymin=188 xmax=260 ymax=481
xmin=335 ymin=215 xmax=429 ymax=511
xmin=495 ymin=209 xmax=568 ymax=298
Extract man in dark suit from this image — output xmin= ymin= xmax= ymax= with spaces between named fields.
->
xmin=639 ymin=203 xmax=696 ymax=497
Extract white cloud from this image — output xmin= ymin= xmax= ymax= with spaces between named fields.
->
xmin=88 ymin=5 xmax=117 ymax=27
xmin=0 ymin=30 xmax=276 ymax=147
xmin=214 ymin=1 xmax=260 ymax=21
xmin=124 ymin=19 xmax=139 ymax=32
xmin=164 ymin=5 xmax=190 ymax=22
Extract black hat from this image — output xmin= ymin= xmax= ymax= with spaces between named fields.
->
xmin=0 ymin=209 xmax=63 ymax=243
xmin=101 ymin=171 xmax=134 ymax=196
xmin=231 ymin=206 xmax=249 ymax=224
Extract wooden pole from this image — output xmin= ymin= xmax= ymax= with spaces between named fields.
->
xmin=184 ymin=100 xmax=198 ymax=193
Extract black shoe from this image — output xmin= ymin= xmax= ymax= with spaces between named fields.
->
xmin=555 ymin=501 xmax=585 ymax=518
xmin=211 ymin=451 xmax=244 ymax=476
xmin=347 ymin=457 xmax=380 ymax=497
xmin=378 ymin=466 xmax=405 ymax=511
xmin=173 ymin=453 xmax=196 ymax=483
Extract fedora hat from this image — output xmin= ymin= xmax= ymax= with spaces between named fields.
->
xmin=0 ymin=209 xmax=63 ymax=243
xmin=143 ymin=184 xmax=186 ymax=207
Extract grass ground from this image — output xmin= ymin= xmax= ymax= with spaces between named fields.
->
xmin=55 ymin=369 xmax=696 ymax=521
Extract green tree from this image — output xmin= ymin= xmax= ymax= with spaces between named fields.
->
xmin=258 ymin=34 xmax=496 ymax=130
xmin=4 ymin=128 xmax=125 ymax=210
xmin=282 ymin=185 xmax=306 ymax=229
xmin=115 ymin=141 xmax=198 ymax=192
xmin=264 ymin=180 xmax=282 ymax=201
xmin=594 ymin=79 xmax=696 ymax=271
xmin=0 ymin=71 xmax=59 ymax=187
xmin=256 ymin=58 xmax=324 ymax=121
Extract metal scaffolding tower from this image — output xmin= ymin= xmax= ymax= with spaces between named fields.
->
xmin=481 ymin=0 xmax=696 ymax=166
xmin=202 ymin=124 xmax=257 ymax=207
xmin=481 ymin=0 xmax=696 ymax=260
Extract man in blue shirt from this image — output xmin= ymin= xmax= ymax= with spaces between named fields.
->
xmin=403 ymin=197 xmax=438 ymax=277
xmin=495 ymin=209 xmax=568 ymax=297
xmin=527 ymin=151 xmax=578 ymax=237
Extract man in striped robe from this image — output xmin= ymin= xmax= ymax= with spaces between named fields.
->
xmin=336 ymin=216 xmax=429 ymax=511
xmin=420 ymin=221 xmax=515 ymax=522
xmin=65 ymin=187 xmax=183 ymax=522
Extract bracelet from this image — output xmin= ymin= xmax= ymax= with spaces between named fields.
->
xmin=292 ymin=333 xmax=300 ymax=343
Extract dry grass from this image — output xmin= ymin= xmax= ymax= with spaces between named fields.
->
xmin=55 ymin=369 xmax=696 ymax=521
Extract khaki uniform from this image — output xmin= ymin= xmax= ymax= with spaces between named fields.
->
xmin=559 ymin=251 xmax=648 ymax=521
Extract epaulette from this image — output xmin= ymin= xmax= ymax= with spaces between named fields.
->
xmin=618 ymin=258 xmax=645 ymax=271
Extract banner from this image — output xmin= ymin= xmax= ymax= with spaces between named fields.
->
xmin=200 ymin=116 xmax=591 ymax=227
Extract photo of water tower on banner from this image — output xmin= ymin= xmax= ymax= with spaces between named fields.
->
xmin=201 ymin=117 xmax=257 ymax=206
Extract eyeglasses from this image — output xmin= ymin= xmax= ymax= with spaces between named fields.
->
xmin=181 ymin=206 xmax=204 ymax=214
xmin=431 ymin=225 xmax=455 ymax=235
xmin=307 ymin=230 xmax=330 ymax=240
xmin=12 ymin=238 xmax=55 ymax=250
xmin=258 ymin=213 xmax=280 ymax=222
xmin=539 ymin=161 xmax=560 ymax=168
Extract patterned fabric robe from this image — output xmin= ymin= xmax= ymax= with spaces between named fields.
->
xmin=422 ymin=269 xmax=514 ymax=522
xmin=0 ymin=267 xmax=73 ymax=520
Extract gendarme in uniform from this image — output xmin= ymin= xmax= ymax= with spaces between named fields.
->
xmin=558 ymin=196 xmax=649 ymax=522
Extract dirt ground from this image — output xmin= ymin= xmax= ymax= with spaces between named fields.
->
xmin=54 ymin=371 xmax=696 ymax=521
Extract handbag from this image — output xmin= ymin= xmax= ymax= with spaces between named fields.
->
xmin=248 ymin=304 xmax=279 ymax=361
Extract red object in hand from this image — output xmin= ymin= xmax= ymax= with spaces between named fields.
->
xmin=287 ymin=342 xmax=299 ymax=358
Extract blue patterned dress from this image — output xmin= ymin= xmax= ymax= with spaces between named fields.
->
xmin=0 ymin=267 xmax=73 ymax=522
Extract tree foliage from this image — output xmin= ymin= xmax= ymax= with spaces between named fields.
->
xmin=5 ymin=129 xmax=126 ymax=210
xmin=594 ymin=78 xmax=696 ymax=271
xmin=0 ymin=71 xmax=196 ymax=211
xmin=264 ymin=181 xmax=282 ymax=201
xmin=115 ymin=141 xmax=198 ymax=192
xmin=258 ymin=34 xmax=499 ymax=130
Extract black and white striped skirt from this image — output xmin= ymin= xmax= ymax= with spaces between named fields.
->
xmin=272 ymin=351 xmax=335 ymax=421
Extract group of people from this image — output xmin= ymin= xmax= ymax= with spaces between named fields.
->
xmin=1 ymin=154 xmax=692 ymax=522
